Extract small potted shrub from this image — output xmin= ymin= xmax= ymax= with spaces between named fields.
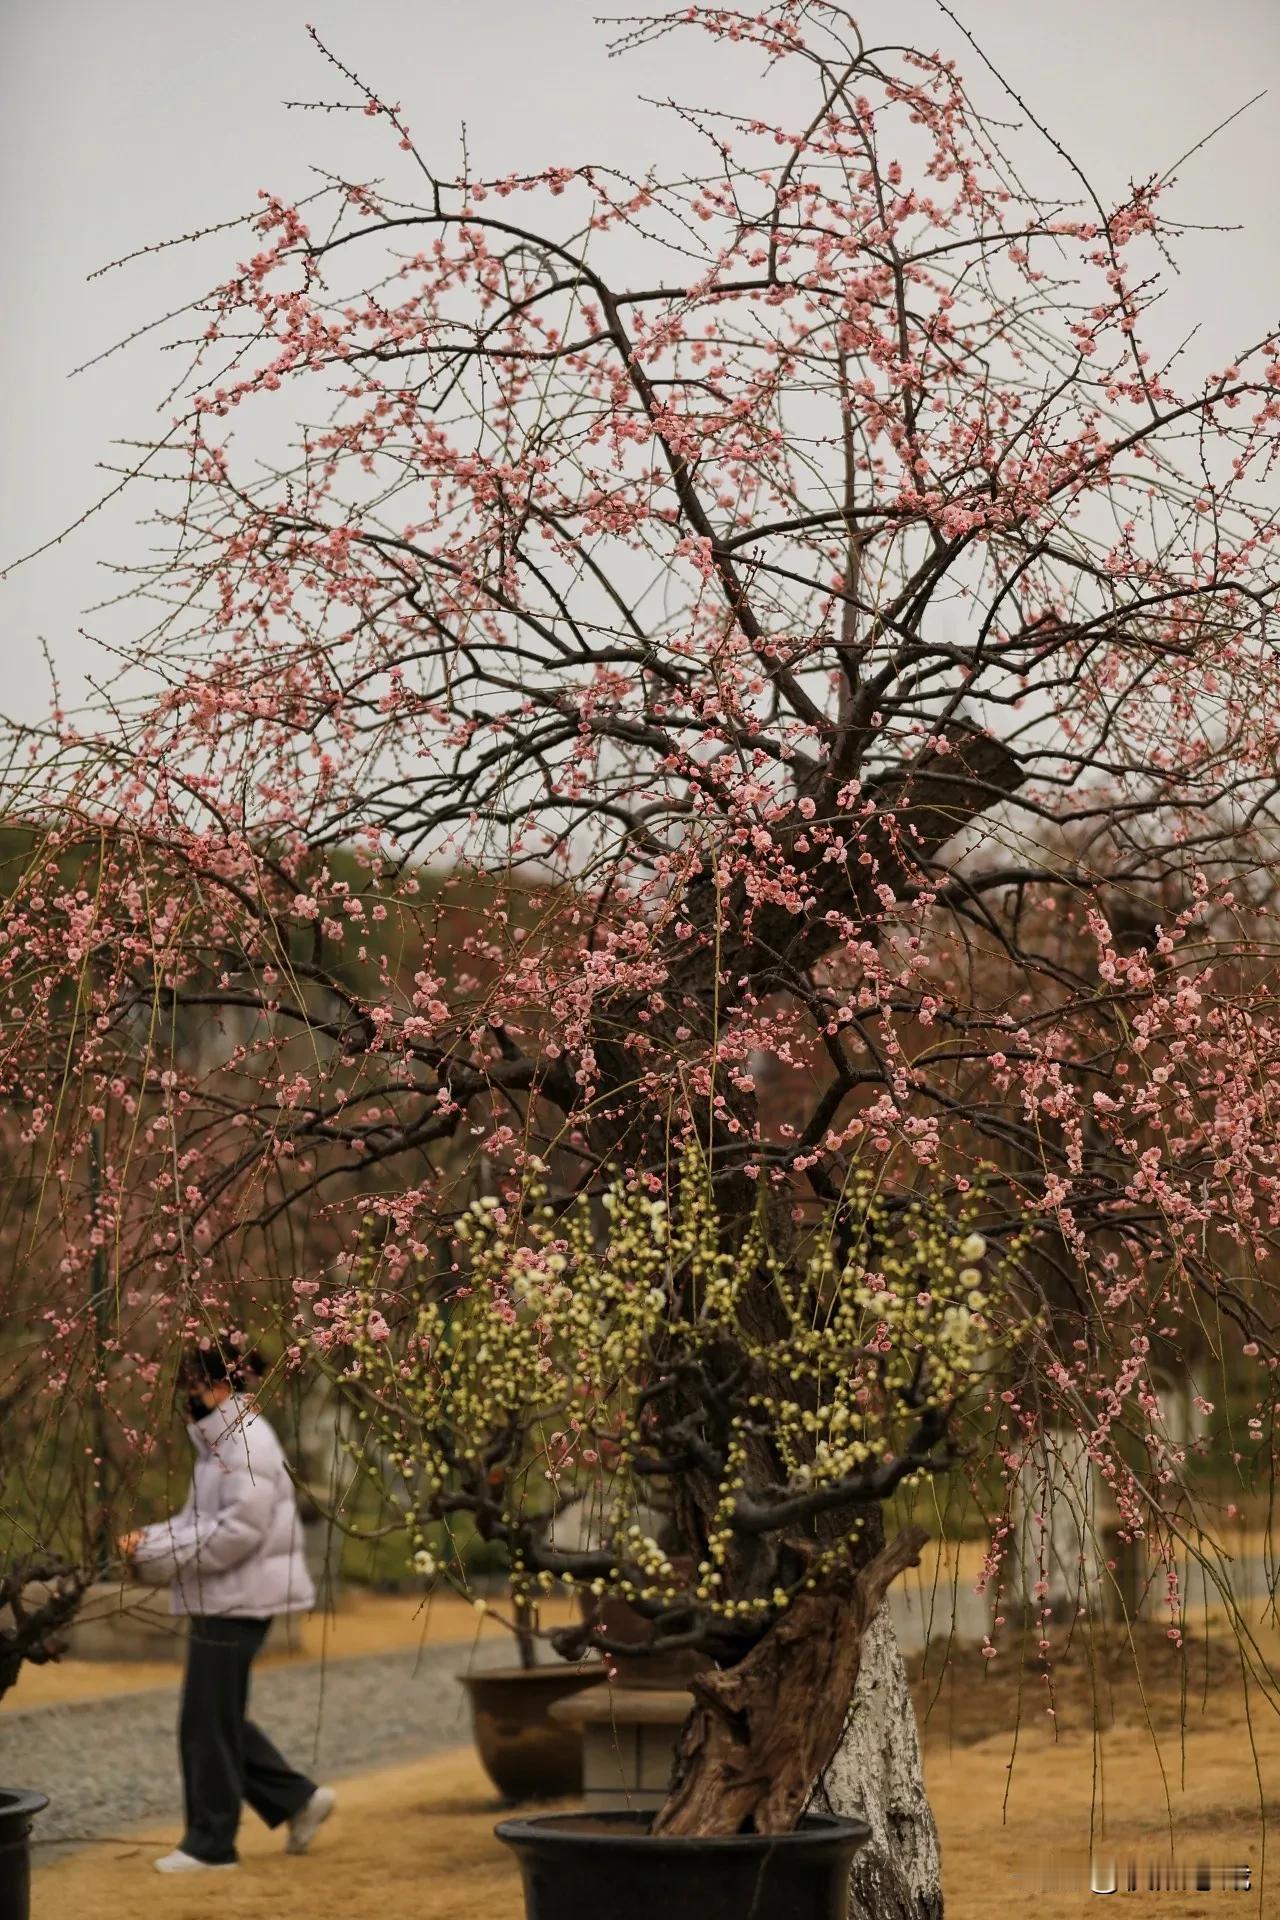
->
xmin=332 ymin=1149 xmax=1016 ymax=1919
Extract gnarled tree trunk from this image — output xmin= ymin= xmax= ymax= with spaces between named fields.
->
xmin=654 ymin=1529 xmax=928 ymax=1837
xmin=652 ymin=1528 xmax=942 ymax=1919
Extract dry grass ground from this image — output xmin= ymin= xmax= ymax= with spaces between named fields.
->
xmin=31 ymin=1718 xmax=1279 ymax=1920
xmin=33 ymin=1615 xmax=1280 ymax=1919
xmin=915 ymin=1620 xmax=1280 ymax=1916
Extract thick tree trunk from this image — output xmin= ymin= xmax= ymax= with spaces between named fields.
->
xmin=812 ymin=1607 xmax=944 ymax=1920
xmin=654 ymin=1528 xmax=927 ymax=1840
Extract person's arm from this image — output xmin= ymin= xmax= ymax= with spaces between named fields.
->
xmin=121 ymin=1474 xmax=194 ymax=1578
xmin=131 ymin=1456 xmax=274 ymax=1584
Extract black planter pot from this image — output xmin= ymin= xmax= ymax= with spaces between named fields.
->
xmin=496 ymin=1808 xmax=872 ymax=1920
xmin=0 ymin=1790 xmax=49 ymax=1920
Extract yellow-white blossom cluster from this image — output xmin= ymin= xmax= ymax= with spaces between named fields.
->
xmin=338 ymin=1153 xmax=1018 ymax=1630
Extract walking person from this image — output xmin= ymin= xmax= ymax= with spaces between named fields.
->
xmin=121 ymin=1342 xmax=335 ymax=1873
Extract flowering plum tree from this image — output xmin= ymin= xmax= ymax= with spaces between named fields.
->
xmin=333 ymin=1152 xmax=1014 ymax=1839
xmin=6 ymin=4 xmax=1280 ymax=1912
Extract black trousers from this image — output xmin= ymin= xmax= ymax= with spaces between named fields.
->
xmin=178 ymin=1615 xmax=316 ymax=1863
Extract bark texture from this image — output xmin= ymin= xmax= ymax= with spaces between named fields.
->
xmin=811 ymin=1606 xmax=944 ymax=1920
xmin=0 ymin=1571 xmax=85 ymax=1705
xmin=653 ymin=1526 xmax=927 ymax=1839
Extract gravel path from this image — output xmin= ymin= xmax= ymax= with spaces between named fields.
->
xmin=1 ymin=1636 xmax=509 ymax=1860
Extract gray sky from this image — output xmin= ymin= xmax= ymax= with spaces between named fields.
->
xmin=3 ymin=0 xmax=1277 ymax=726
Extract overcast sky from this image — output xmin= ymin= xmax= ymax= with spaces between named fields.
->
xmin=2 ymin=0 xmax=1277 ymax=727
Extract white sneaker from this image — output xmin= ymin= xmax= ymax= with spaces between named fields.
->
xmin=154 ymin=1849 xmax=237 ymax=1873
xmin=286 ymin=1784 xmax=336 ymax=1855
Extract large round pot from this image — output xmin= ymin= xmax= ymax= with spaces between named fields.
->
xmin=459 ymin=1665 xmax=605 ymax=1802
xmin=496 ymin=1808 xmax=871 ymax=1920
xmin=0 ymin=1790 xmax=49 ymax=1920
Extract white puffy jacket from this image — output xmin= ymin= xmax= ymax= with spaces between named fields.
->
xmin=133 ymin=1395 xmax=316 ymax=1619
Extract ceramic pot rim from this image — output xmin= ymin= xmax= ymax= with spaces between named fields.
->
xmin=495 ymin=1808 xmax=872 ymax=1851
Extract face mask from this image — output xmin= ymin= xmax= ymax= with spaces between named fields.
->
xmin=186 ymin=1393 xmax=215 ymax=1423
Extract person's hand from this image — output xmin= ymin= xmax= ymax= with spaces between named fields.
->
xmin=117 ymin=1529 xmax=143 ymax=1562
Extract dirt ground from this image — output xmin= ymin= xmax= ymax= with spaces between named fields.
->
xmin=34 ymin=1618 xmax=1280 ymax=1920
xmin=913 ymin=1622 xmax=1280 ymax=1915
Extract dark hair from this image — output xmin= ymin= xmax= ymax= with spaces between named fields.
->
xmin=180 ymin=1337 xmax=266 ymax=1395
